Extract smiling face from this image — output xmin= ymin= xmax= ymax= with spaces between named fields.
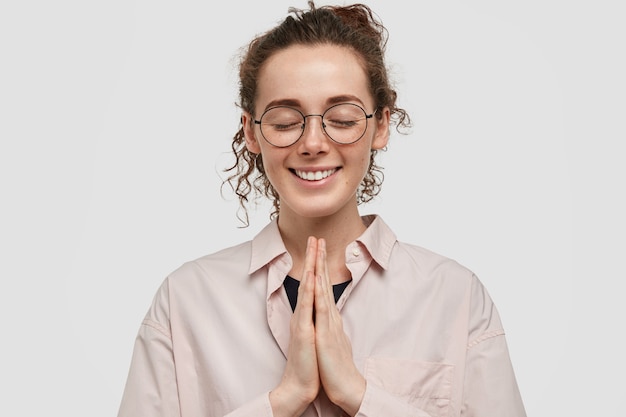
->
xmin=242 ymin=44 xmax=390 ymax=222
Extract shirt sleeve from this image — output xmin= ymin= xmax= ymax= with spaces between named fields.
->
xmin=117 ymin=319 xmax=182 ymax=417
xmin=460 ymin=275 xmax=526 ymax=417
xmin=117 ymin=279 xmax=275 ymax=417
xmin=461 ymin=333 xmax=526 ymax=416
xmin=223 ymin=393 xmax=274 ymax=417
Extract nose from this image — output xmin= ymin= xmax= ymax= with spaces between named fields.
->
xmin=298 ymin=114 xmax=329 ymax=155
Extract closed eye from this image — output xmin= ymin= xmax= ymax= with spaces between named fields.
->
xmin=270 ymin=122 xmax=303 ymax=131
xmin=326 ymin=119 xmax=359 ymax=128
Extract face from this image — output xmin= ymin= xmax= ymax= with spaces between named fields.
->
xmin=242 ymin=44 xmax=390 ymax=221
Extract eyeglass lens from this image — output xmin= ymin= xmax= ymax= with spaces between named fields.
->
xmin=259 ymin=103 xmax=369 ymax=147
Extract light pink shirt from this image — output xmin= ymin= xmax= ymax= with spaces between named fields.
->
xmin=118 ymin=215 xmax=526 ymax=417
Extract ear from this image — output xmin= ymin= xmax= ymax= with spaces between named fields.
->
xmin=371 ymin=106 xmax=390 ymax=150
xmin=241 ymin=111 xmax=261 ymax=154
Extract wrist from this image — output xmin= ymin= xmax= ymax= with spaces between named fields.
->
xmin=330 ymin=375 xmax=366 ymax=417
xmin=269 ymin=383 xmax=314 ymax=417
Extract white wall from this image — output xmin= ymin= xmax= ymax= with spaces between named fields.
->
xmin=1 ymin=0 xmax=624 ymax=416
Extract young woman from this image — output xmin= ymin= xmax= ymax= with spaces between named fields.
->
xmin=117 ymin=2 xmax=526 ymax=416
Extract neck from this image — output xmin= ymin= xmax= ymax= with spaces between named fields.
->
xmin=278 ymin=208 xmax=366 ymax=284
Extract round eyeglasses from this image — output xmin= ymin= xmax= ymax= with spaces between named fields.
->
xmin=253 ymin=103 xmax=376 ymax=148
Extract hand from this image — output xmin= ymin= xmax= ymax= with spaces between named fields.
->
xmin=270 ymin=237 xmax=320 ymax=417
xmin=314 ymin=238 xmax=366 ymax=416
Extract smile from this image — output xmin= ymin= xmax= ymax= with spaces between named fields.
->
xmin=293 ymin=168 xmax=337 ymax=181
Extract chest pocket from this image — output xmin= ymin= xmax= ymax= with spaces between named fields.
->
xmin=364 ymin=357 xmax=453 ymax=417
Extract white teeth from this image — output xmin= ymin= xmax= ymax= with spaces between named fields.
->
xmin=295 ymin=169 xmax=336 ymax=181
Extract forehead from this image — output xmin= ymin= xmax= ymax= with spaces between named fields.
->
xmin=255 ymin=44 xmax=372 ymax=110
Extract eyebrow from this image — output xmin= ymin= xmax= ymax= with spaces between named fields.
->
xmin=263 ymin=94 xmax=367 ymax=111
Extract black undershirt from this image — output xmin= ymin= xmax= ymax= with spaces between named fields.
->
xmin=283 ymin=275 xmax=352 ymax=312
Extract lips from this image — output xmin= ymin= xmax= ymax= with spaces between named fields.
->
xmin=293 ymin=168 xmax=337 ymax=181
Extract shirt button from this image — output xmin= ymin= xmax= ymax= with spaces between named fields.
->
xmin=352 ymin=249 xmax=360 ymax=257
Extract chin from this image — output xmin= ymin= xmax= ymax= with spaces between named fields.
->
xmin=281 ymin=198 xmax=354 ymax=221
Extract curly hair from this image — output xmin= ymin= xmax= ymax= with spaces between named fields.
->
xmin=222 ymin=1 xmax=411 ymax=226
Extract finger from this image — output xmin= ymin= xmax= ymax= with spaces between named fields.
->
xmin=314 ymin=241 xmax=332 ymax=324
xmin=296 ymin=271 xmax=315 ymax=315
xmin=303 ymin=236 xmax=317 ymax=276
xmin=316 ymin=239 xmax=336 ymax=312
xmin=297 ymin=237 xmax=316 ymax=302
xmin=295 ymin=237 xmax=317 ymax=321
xmin=317 ymin=238 xmax=330 ymax=284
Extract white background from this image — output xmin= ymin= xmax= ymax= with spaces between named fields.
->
xmin=1 ymin=0 xmax=624 ymax=416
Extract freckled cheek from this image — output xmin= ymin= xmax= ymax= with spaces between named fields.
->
xmin=263 ymin=161 xmax=286 ymax=188
xmin=359 ymin=155 xmax=370 ymax=172
xmin=265 ymin=166 xmax=279 ymax=184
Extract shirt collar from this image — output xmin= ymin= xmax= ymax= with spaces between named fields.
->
xmin=249 ymin=215 xmax=397 ymax=274
xmin=355 ymin=214 xmax=396 ymax=270
xmin=249 ymin=219 xmax=288 ymax=275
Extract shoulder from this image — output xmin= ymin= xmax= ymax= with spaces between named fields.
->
xmin=392 ymin=239 xmax=475 ymax=282
xmin=392 ymin=240 xmax=503 ymax=333
xmin=165 ymin=240 xmax=254 ymax=288
xmin=364 ymin=214 xmax=475 ymax=284
xmin=141 ymin=240 xmax=256 ymax=327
